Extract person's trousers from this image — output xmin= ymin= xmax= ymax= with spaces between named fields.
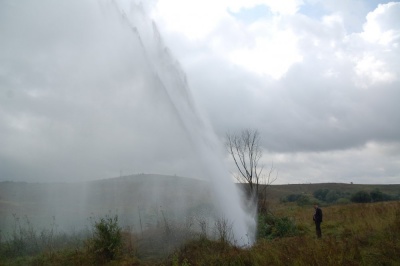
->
xmin=315 ymin=222 xmax=322 ymax=238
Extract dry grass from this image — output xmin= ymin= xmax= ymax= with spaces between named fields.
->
xmin=170 ymin=201 xmax=400 ymax=266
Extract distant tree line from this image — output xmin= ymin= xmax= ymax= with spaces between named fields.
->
xmin=313 ymin=189 xmax=349 ymax=203
xmin=281 ymin=188 xmax=399 ymax=206
xmin=350 ymin=189 xmax=397 ymax=203
xmin=281 ymin=193 xmax=313 ymax=206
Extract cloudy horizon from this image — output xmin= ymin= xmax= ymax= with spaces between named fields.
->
xmin=1 ymin=0 xmax=399 ymax=184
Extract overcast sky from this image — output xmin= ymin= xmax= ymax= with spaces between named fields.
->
xmin=1 ymin=0 xmax=399 ymax=184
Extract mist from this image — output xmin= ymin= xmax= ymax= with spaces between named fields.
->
xmin=0 ymin=0 xmax=256 ymax=246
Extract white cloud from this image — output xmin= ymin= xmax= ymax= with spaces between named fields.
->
xmin=354 ymin=55 xmax=396 ymax=87
xmin=229 ymin=28 xmax=303 ymax=78
xmin=153 ymin=0 xmax=304 ymax=40
xmin=361 ymin=2 xmax=400 ymax=46
xmin=349 ymin=2 xmax=400 ymax=88
xmin=153 ymin=0 xmax=305 ymax=78
xmin=152 ymin=0 xmax=228 ymax=39
xmin=228 ymin=0 xmax=303 ymax=15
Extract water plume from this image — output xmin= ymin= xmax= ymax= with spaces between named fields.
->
xmin=0 ymin=0 xmax=255 ymax=245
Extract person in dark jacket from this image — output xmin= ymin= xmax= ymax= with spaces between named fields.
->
xmin=313 ymin=204 xmax=323 ymax=238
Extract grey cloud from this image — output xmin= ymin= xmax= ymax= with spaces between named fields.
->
xmin=0 ymin=0 xmax=211 ymax=182
xmin=1 ymin=0 xmax=399 ymax=185
xmin=182 ymin=2 xmax=400 ymax=154
xmin=155 ymin=1 xmax=400 ymax=184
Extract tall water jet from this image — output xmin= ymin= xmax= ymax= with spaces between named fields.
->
xmin=0 ymin=0 xmax=255 ymax=245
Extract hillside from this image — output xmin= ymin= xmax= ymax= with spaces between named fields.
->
xmin=1 ymin=175 xmax=399 ymax=234
xmin=264 ymin=182 xmax=400 ymax=202
xmin=0 ymin=174 xmax=213 ymax=234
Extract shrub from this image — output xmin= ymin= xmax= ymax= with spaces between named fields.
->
xmin=285 ymin=194 xmax=302 ymax=202
xmin=214 ymin=217 xmax=233 ymax=244
xmin=258 ymin=213 xmax=298 ymax=239
xmin=370 ymin=189 xmax=392 ymax=202
xmin=325 ymin=190 xmax=339 ymax=203
xmin=313 ymin=189 xmax=348 ymax=203
xmin=296 ymin=195 xmax=311 ymax=206
xmin=313 ymin=189 xmax=329 ymax=201
xmin=87 ymin=214 xmax=122 ymax=262
xmin=351 ymin=191 xmax=371 ymax=203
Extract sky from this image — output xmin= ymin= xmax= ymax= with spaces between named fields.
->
xmin=0 ymin=0 xmax=399 ymax=184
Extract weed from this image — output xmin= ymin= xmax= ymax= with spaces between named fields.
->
xmin=214 ymin=217 xmax=234 ymax=244
xmin=0 ymin=214 xmax=86 ymax=260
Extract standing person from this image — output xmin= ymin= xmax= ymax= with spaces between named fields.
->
xmin=313 ymin=203 xmax=323 ymax=238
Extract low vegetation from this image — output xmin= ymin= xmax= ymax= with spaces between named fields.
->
xmin=1 ymin=181 xmax=399 ymax=265
xmin=282 ymin=187 xmax=399 ymax=206
xmin=1 ymin=198 xmax=399 ymax=265
xmin=86 ymin=215 xmax=122 ymax=262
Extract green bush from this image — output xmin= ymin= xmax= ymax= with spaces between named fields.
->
xmin=258 ymin=213 xmax=298 ymax=239
xmin=296 ymin=195 xmax=311 ymax=206
xmin=87 ymin=214 xmax=122 ymax=262
xmin=325 ymin=190 xmax=339 ymax=203
xmin=370 ymin=189 xmax=392 ymax=202
xmin=313 ymin=189 xmax=349 ymax=203
xmin=313 ymin=189 xmax=329 ymax=201
xmin=351 ymin=191 xmax=371 ymax=203
xmin=285 ymin=194 xmax=302 ymax=202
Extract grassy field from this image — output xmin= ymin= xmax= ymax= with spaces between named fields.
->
xmin=169 ymin=200 xmax=400 ymax=266
xmin=1 ymin=201 xmax=399 ymax=265
xmin=1 ymin=178 xmax=399 ymax=265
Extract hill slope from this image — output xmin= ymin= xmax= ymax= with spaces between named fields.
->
xmin=1 ymin=175 xmax=399 ymax=233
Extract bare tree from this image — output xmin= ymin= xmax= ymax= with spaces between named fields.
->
xmin=258 ymin=163 xmax=278 ymax=213
xmin=226 ymin=129 xmax=277 ymax=210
